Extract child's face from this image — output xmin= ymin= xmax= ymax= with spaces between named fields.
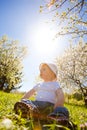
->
xmin=40 ymin=64 xmax=56 ymax=81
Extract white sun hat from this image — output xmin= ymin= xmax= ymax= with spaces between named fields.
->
xmin=40 ymin=63 xmax=58 ymax=76
xmin=47 ymin=63 xmax=58 ymax=76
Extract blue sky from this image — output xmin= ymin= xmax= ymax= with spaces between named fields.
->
xmin=0 ymin=0 xmax=69 ymax=92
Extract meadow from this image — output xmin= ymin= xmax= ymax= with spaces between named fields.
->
xmin=0 ymin=91 xmax=87 ymax=130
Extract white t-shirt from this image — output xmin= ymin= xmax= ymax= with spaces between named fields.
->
xmin=33 ymin=81 xmax=60 ymax=104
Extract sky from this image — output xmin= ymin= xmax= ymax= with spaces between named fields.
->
xmin=0 ymin=0 xmax=69 ymax=92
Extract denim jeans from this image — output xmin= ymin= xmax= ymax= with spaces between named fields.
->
xmin=21 ymin=99 xmax=54 ymax=115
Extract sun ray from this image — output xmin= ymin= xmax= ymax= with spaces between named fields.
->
xmin=33 ymin=25 xmax=57 ymax=54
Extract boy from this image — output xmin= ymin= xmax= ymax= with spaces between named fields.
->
xmin=14 ymin=63 xmax=64 ymax=119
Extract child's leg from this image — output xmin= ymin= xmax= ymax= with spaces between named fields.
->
xmin=31 ymin=101 xmax=54 ymax=120
xmin=32 ymin=101 xmax=54 ymax=114
xmin=14 ymin=100 xmax=54 ymax=120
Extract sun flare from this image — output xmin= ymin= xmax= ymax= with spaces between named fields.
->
xmin=33 ymin=25 xmax=57 ymax=55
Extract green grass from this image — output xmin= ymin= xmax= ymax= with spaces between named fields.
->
xmin=0 ymin=91 xmax=87 ymax=130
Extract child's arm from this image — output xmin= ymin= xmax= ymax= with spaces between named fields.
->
xmin=21 ymin=88 xmax=36 ymax=99
xmin=54 ymin=88 xmax=65 ymax=109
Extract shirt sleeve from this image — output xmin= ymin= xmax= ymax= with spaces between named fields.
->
xmin=55 ymin=82 xmax=61 ymax=91
xmin=33 ymin=83 xmax=40 ymax=91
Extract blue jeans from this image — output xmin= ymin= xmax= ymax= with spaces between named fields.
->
xmin=21 ymin=99 xmax=54 ymax=115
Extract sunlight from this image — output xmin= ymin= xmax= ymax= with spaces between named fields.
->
xmin=27 ymin=23 xmax=68 ymax=58
xmin=33 ymin=25 xmax=57 ymax=55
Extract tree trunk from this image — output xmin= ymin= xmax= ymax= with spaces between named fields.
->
xmin=76 ymin=80 xmax=87 ymax=106
xmin=84 ymin=89 xmax=87 ymax=106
